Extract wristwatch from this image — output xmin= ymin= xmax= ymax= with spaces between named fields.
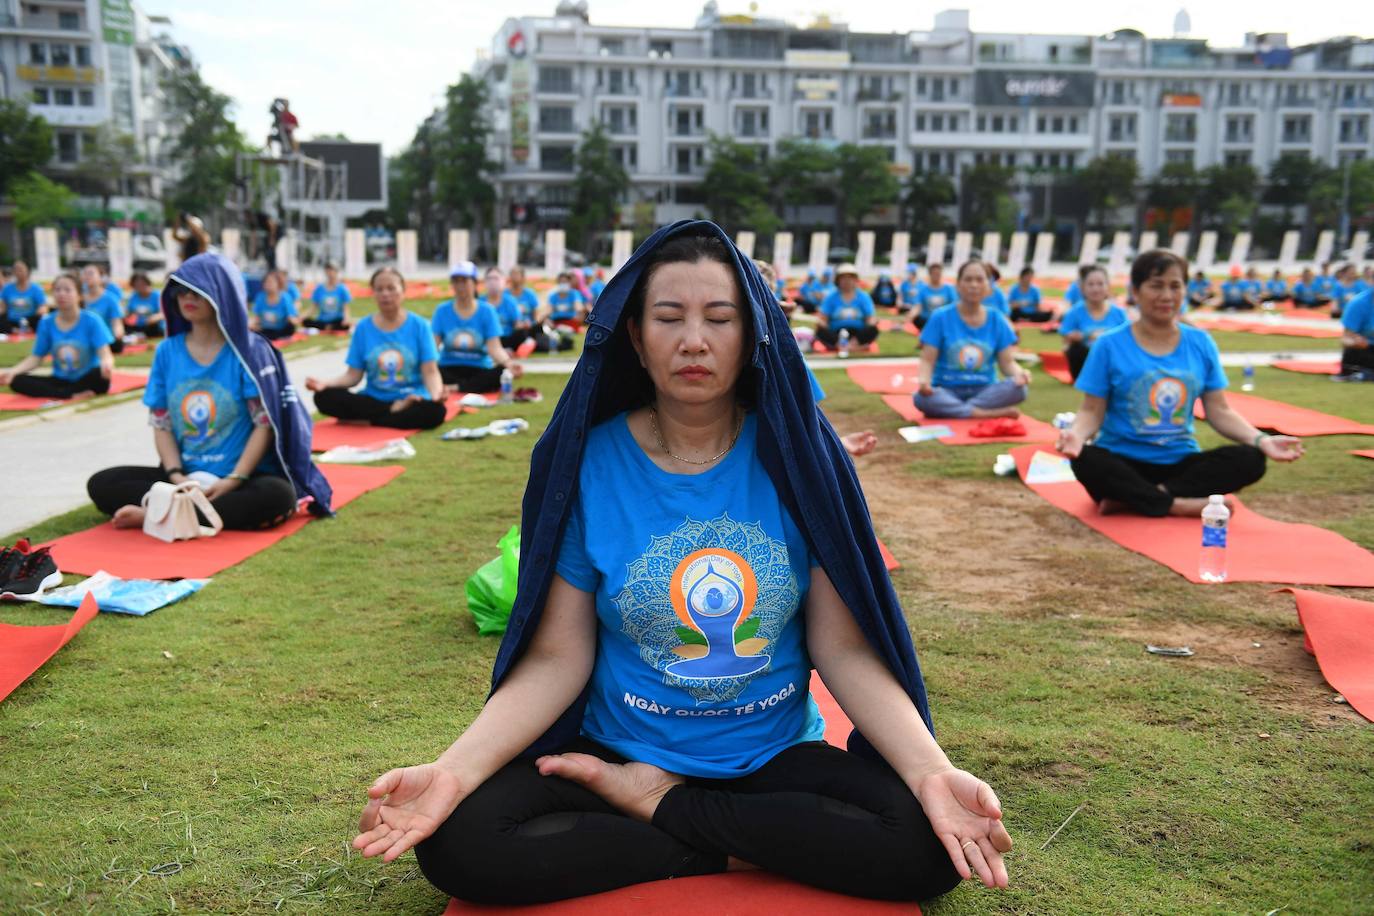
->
xmin=164 ymin=466 xmax=185 ymax=477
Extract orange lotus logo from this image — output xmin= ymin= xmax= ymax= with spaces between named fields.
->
xmin=1147 ymin=376 xmax=1186 ymax=426
xmin=376 ymin=348 xmax=405 ymax=383
xmin=956 ymin=344 xmax=984 ymax=371
xmin=180 ymin=390 xmax=216 ymax=441
xmin=665 ymin=548 xmax=769 ymax=679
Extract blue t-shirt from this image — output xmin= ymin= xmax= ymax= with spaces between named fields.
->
xmin=806 ymin=365 xmax=826 ymax=402
xmin=432 ymin=301 xmax=501 ymax=369
xmin=1065 ymin=282 xmax=1084 ymax=306
xmin=1341 ymin=290 xmax=1373 ymax=338
xmin=1187 ymin=279 xmax=1211 ymax=300
xmin=284 ymin=281 xmax=301 ymax=305
xmin=143 ymin=335 xmax=279 ymax=478
xmin=253 ymin=292 xmax=297 ymax=331
xmin=820 ymin=289 xmax=874 ymax=331
xmin=1264 ymin=279 xmax=1288 ymax=297
xmin=87 ymin=289 xmax=124 ymax=331
xmin=555 ymin=412 xmax=824 ymax=779
xmin=983 ymin=287 xmax=1010 ymax=316
xmin=104 ymin=280 xmax=122 ymax=300
xmin=589 ymin=280 xmax=606 ymax=303
xmin=1008 ymin=284 xmax=1042 ymax=312
xmin=2 ymin=281 xmax=46 ymax=321
xmin=1338 ymin=280 xmax=1370 ymax=309
xmin=900 ymin=278 xmax=920 ymax=307
xmin=920 ymin=306 xmax=1018 ymax=388
xmin=1312 ymin=275 xmax=1335 ymax=297
xmin=511 ymin=288 xmax=539 ymax=324
xmin=124 ymin=290 xmax=161 ymax=327
xmin=345 ymin=312 xmax=439 ymax=402
xmin=311 ymin=283 xmax=351 ymax=322
xmin=1059 ymin=303 xmax=1129 ymax=346
xmin=1292 ymin=281 xmax=1320 ymax=304
xmin=479 ymin=292 xmax=523 ymax=337
xmin=33 ymin=310 xmax=113 ymax=380
xmin=1075 ymin=323 xmax=1228 ymax=463
xmin=915 ymin=282 xmax=957 ymax=318
xmin=799 ymin=279 xmax=822 ymax=304
xmin=547 ymin=288 xmax=586 ymax=321
xmin=1245 ymin=279 xmax=1263 ymax=299
xmin=1220 ymin=280 xmax=1250 ymax=306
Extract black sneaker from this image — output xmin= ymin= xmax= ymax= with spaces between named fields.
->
xmin=1 ymin=545 xmax=62 ymax=598
xmin=0 ymin=538 xmax=32 ymax=587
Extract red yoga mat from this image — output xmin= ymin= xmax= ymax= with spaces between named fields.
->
xmin=882 ymin=395 xmax=1059 ymax=445
xmin=877 ymin=538 xmax=900 ymax=572
xmin=846 ymin=363 xmax=921 ymax=394
xmin=0 ymin=372 xmax=147 ymax=411
xmin=311 ymin=396 xmax=478 ymax=451
xmin=1353 ymin=450 xmax=1374 ymax=460
xmin=1010 ymin=445 xmax=1374 ymax=586
xmin=43 ymin=463 xmax=405 ymax=579
xmin=1202 ymin=318 xmax=1341 ymax=339
xmin=0 ymin=593 xmax=98 ymax=703
xmin=1280 ymin=589 xmax=1374 ymax=722
xmin=1195 ymin=391 xmax=1374 ymax=437
xmin=1271 ymin=360 xmax=1341 ymax=376
xmin=1037 ymin=351 xmax=1073 ymax=385
xmin=812 ymin=340 xmax=881 ymax=356
xmin=443 ymin=675 xmax=918 ymax=916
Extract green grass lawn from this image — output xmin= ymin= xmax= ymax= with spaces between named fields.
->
xmin=2 ymin=324 xmax=1372 ymax=913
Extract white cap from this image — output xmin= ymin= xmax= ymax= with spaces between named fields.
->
xmin=1208 ymin=494 xmax=1225 ymax=504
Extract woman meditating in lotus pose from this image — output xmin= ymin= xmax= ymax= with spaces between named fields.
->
xmin=1056 ymin=250 xmax=1304 ymax=517
xmin=353 ymin=223 xmax=1012 ymax=906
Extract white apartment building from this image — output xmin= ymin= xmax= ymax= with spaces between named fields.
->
xmin=473 ymin=2 xmax=1374 ymax=228
xmin=0 ymin=0 xmax=195 ymax=221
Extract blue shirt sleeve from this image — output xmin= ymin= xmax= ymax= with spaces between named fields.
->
xmin=415 ymin=315 xmax=439 ymax=363
xmin=33 ymin=314 xmax=53 ymax=358
xmin=992 ymin=313 xmax=1017 ymax=353
xmin=482 ymin=306 xmax=501 ymax=339
xmin=143 ymin=338 xmax=169 ymax=409
xmin=340 ymin=285 xmax=353 ymax=305
xmin=1201 ymin=333 xmax=1228 ymax=392
xmin=554 ymin=496 xmax=598 ymax=592
xmin=920 ymin=309 xmax=946 ymax=351
xmin=858 ymin=291 xmax=875 ymax=318
xmin=33 ymin=284 xmax=46 ymax=306
xmin=283 ymin=296 xmax=298 ymax=318
xmin=1074 ymin=335 xmax=1111 ymax=398
xmin=1058 ymin=308 xmax=1080 ymax=337
xmin=89 ymin=311 xmax=115 ymax=349
xmin=345 ymin=320 xmax=367 ymax=370
xmin=1343 ymin=292 xmax=1373 ymax=335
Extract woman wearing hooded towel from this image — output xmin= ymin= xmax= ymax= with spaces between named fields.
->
xmin=353 ymin=223 xmax=1012 ymax=905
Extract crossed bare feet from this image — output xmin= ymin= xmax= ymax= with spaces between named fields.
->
xmin=111 ymin=505 xmax=146 ymax=528
xmin=969 ymin=406 xmax=1021 ymax=419
xmin=536 ymin=753 xmax=684 ymax=824
xmin=1168 ymin=493 xmax=1235 ymax=517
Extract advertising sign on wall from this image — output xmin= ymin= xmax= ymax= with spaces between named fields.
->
xmin=975 ymin=70 xmax=1096 ymax=107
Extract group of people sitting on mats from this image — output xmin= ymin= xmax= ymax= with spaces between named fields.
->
xmin=1186 ymin=261 xmax=1373 ymax=316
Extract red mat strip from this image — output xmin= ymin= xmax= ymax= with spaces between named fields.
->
xmin=42 ymin=463 xmax=405 ymax=579
xmin=1036 ymin=351 xmax=1073 ymax=385
xmin=1280 ymin=589 xmax=1374 ymax=722
xmin=1010 ymin=445 xmax=1374 ymax=586
xmin=1201 ymin=318 xmax=1341 ymax=339
xmin=881 ymin=395 xmax=1058 ymax=445
xmin=0 ymin=593 xmax=98 ymax=703
xmin=877 ymin=538 xmax=900 ymax=572
xmin=0 ymin=372 xmax=147 ymax=411
xmin=1195 ymin=392 xmax=1374 ymax=437
xmin=845 ymin=363 xmax=921 ymax=395
xmin=1271 ymin=360 xmax=1341 ymax=376
xmin=1353 ymin=450 xmax=1374 ymax=460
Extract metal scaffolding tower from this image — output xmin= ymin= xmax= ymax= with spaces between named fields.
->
xmin=230 ymin=151 xmax=348 ymax=278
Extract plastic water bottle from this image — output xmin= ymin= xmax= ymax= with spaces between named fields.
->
xmin=1199 ymin=495 xmax=1230 ymax=583
xmin=837 ymin=328 xmax=851 ymax=359
xmin=499 ymin=367 xmax=514 ymax=404
xmin=1241 ymin=361 xmax=1255 ymax=392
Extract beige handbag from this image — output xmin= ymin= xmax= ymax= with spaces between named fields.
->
xmin=141 ymin=481 xmax=224 ymax=543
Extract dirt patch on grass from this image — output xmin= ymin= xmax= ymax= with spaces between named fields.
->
xmin=846 ymin=431 xmax=1366 ymax=728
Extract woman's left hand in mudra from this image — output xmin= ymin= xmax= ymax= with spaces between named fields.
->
xmin=1260 ymin=435 xmax=1304 ymax=462
xmin=913 ymin=767 xmax=1012 ymax=888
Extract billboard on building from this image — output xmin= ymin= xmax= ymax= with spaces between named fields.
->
xmin=508 ymin=28 xmax=531 ymax=163
xmin=298 ymin=142 xmax=386 ymax=205
xmin=975 ymin=70 xmax=1096 ymax=107
xmin=101 ymin=0 xmax=135 ymax=45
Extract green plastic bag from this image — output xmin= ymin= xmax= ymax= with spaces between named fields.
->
xmin=465 ymin=525 xmax=520 ymax=636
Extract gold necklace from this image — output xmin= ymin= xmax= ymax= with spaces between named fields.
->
xmin=649 ymin=406 xmax=744 ymax=466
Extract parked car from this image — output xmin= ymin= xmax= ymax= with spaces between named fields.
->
xmin=826 ymin=246 xmax=855 ymax=264
xmin=67 ymin=233 xmax=169 ymax=270
xmin=521 ymin=242 xmax=587 ymax=268
xmin=1095 ymin=242 xmax=1137 ymax=265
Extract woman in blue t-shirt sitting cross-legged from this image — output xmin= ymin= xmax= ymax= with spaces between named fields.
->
xmin=1056 ymin=250 xmax=1304 ymax=517
xmin=353 ymin=227 xmax=1013 ymax=906
xmin=0 ymin=273 xmax=114 ymax=399
xmin=913 ymin=260 xmax=1030 ymax=419
xmin=306 ymin=267 xmax=447 ymax=429
xmin=815 ymin=263 xmax=878 ymax=349
xmin=432 ymin=261 xmax=523 ymax=393
xmin=1058 ymin=264 xmax=1128 ymax=381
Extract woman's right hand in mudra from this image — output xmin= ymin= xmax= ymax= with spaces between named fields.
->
xmin=304 ymin=376 xmax=324 ymax=392
xmin=354 ymin=764 xmax=465 ymax=862
xmin=1056 ymin=427 xmax=1085 ymax=458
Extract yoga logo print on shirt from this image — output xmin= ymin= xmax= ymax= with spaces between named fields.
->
xmin=613 ymin=514 xmax=800 ymax=705
xmin=54 ymin=343 xmax=84 ymax=376
xmin=370 ymin=345 xmax=410 ymax=388
xmin=172 ymin=379 xmax=239 ymax=462
xmin=446 ymin=329 xmax=478 ymax=354
xmin=954 ymin=342 xmax=987 ymax=372
xmin=1129 ymin=371 xmax=1194 ymax=437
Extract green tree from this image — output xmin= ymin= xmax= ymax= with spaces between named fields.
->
xmin=1309 ymin=159 xmax=1374 ymax=235
xmin=79 ymin=126 xmax=141 ymax=224
xmin=433 ymin=74 xmax=498 ymax=247
xmin=11 ymin=171 xmax=75 ymax=229
xmin=162 ymin=71 xmax=251 ymax=220
xmin=0 ymin=98 xmax=53 ymax=197
xmin=768 ymin=139 xmax=837 ymax=214
xmin=834 ymin=144 xmax=900 ymax=244
xmin=960 ymin=163 xmax=1016 ymax=233
xmin=701 ymin=134 xmax=778 ymax=236
xmin=1145 ymin=162 xmax=1201 ymax=230
xmin=902 ymin=171 xmax=956 ymax=240
xmin=1264 ymin=154 xmax=1332 ymax=244
xmin=567 ymin=122 xmax=628 ymax=257
xmin=1072 ymin=156 xmax=1140 ymax=229
xmin=1197 ymin=162 xmax=1259 ymax=234
xmin=388 ymin=123 xmax=437 ymax=240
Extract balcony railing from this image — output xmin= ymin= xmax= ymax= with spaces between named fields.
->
xmin=670 ymin=124 xmax=706 ymax=137
xmin=597 ymin=84 xmax=638 ymax=97
xmin=862 ymin=126 xmax=897 ymax=140
xmin=729 ymin=87 xmax=773 ymax=100
xmin=856 ymin=89 xmax=902 ymax=103
xmin=736 ymin=126 xmax=770 ymax=138
xmin=663 ymin=84 xmax=707 ymax=98
xmin=602 ymin=120 xmax=637 ymax=136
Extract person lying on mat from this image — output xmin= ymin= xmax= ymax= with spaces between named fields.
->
xmin=1056 ymin=249 xmax=1304 ymax=517
xmin=1338 ymin=287 xmax=1374 ymax=381
xmin=86 ymin=253 xmax=331 ymax=530
xmin=82 ymin=264 xmax=126 ymax=354
xmin=354 ymin=223 xmax=1012 ymax=906
xmin=1059 ymin=265 xmax=1128 ymax=382
xmin=913 ymin=260 xmax=1029 ymax=420
xmin=250 ymin=270 xmax=300 ymax=341
xmin=0 ymin=273 xmax=114 ymax=400
xmin=305 ymin=262 xmax=352 ymax=331
xmin=816 ymin=263 xmax=878 ymax=350
xmin=431 ymin=261 xmax=523 ymax=394
xmin=0 ymin=259 xmax=47 ymax=333
xmin=306 ymin=267 xmax=447 ymax=430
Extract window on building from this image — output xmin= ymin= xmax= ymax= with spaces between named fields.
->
xmin=1165 ymin=113 xmax=1197 ymax=143
xmin=1108 ymin=114 xmax=1137 ymax=142
xmin=540 ymin=144 xmax=576 ymax=172
xmin=802 ymin=108 xmax=834 ymax=139
xmin=611 ymin=145 xmax=637 ymax=170
xmin=1052 ymin=116 xmax=1065 ymax=133
xmin=54 ymin=88 xmax=74 ymax=106
xmin=1036 ymin=116 xmax=1046 ymax=133
xmin=931 ymin=78 xmax=945 ymax=102
xmin=1224 ymin=150 xmax=1251 ymax=167
xmin=29 ymin=42 xmax=46 ymax=64
xmin=58 ymin=10 xmax=79 ymax=29
xmin=1165 ymin=148 xmax=1194 ymax=166
xmin=948 ymin=78 xmax=959 ymax=97
xmin=1068 ymin=116 xmax=1079 ymax=133
xmin=1009 ymin=116 xmax=1018 ymax=132
xmin=1224 ymin=114 xmax=1254 ymax=143
xmin=536 ymin=66 xmax=573 ymax=93
xmin=78 ymin=89 xmax=93 ymax=106
xmin=916 ymin=77 xmax=926 ymax=96
xmin=1110 ymin=80 xmax=1127 ymax=104
xmin=914 ymin=113 xmax=926 ymax=131
xmin=1340 ymin=116 xmax=1370 ymax=143
xmin=931 ymin=114 xmax=944 ymax=131
xmin=56 ymin=132 xmax=79 ymax=163
xmin=992 ymin=115 xmax=1004 ymax=132
xmin=1282 ymin=114 xmax=1312 ymax=143
xmin=75 ymin=45 xmax=91 ymax=67
xmin=649 ymin=39 xmax=673 ymax=57
xmin=863 ymin=109 xmax=896 ymax=139
xmin=50 ymin=44 xmax=72 ymax=66
xmin=538 ymin=105 xmax=575 ymax=133
xmin=32 ymin=87 xmax=50 ymax=104
xmin=1107 ymin=149 xmax=1135 ymax=163
xmin=602 ymin=105 xmax=636 ymax=134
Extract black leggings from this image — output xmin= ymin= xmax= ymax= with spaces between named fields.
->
xmin=303 ymin=317 xmax=349 ymax=331
xmin=313 ymin=387 xmax=447 ymax=429
xmin=10 ymin=368 xmax=111 ymax=399
xmin=1070 ymin=444 xmax=1266 ymax=517
xmin=128 ymin=322 xmax=165 ymax=338
xmin=1342 ymin=346 xmax=1374 ymax=375
xmin=1065 ymin=340 xmax=1091 ymax=381
xmin=86 ymin=466 xmax=297 ymax=530
xmin=415 ymin=736 xmax=961 ymax=906
xmin=1012 ymin=308 xmax=1055 ymax=323
xmin=258 ymin=325 xmax=296 ymax=340
xmin=815 ymin=325 xmax=879 ymax=347
xmin=440 ymin=364 xmax=503 ymax=393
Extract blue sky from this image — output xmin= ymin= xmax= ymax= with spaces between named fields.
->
xmin=163 ymin=1 xmax=1360 ymax=157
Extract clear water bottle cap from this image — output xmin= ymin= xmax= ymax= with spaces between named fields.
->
xmin=1208 ymin=494 xmax=1225 ymax=504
